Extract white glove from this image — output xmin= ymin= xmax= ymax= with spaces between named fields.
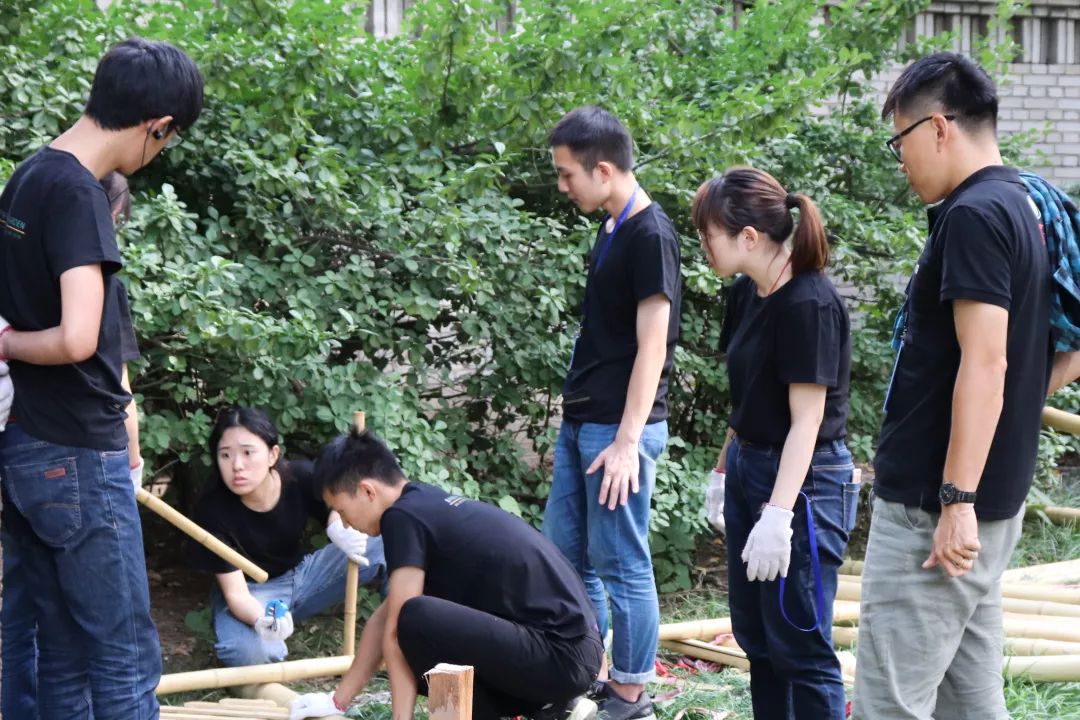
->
xmin=0 ymin=361 xmax=12 ymax=433
xmin=130 ymin=459 xmax=144 ymax=492
xmin=290 ymin=691 xmax=343 ymax=720
xmin=705 ymin=470 xmax=726 ymax=535
xmin=254 ymin=607 xmax=294 ymax=643
xmin=741 ymin=504 xmax=794 ymax=582
xmin=327 ymin=517 xmax=370 ymax=567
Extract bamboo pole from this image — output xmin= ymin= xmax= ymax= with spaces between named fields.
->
xmin=1043 ymin=406 xmax=1080 ymax=435
xmin=832 ymin=626 xmax=858 ymax=648
xmin=1003 ymin=654 xmax=1080 ymax=682
xmin=1003 ymin=614 xmax=1080 ymax=643
xmin=836 ymin=579 xmax=1080 ymax=617
xmin=426 ymin=664 xmax=474 ymax=720
xmin=156 ymin=655 xmax=354 ymax=695
xmin=659 ymin=639 xmax=751 ymax=671
xmin=838 ymin=559 xmax=864 ymax=576
xmin=237 ymin=682 xmax=349 ymax=720
xmin=839 ymin=571 xmax=1080 ymax=605
xmin=341 ymin=411 xmax=365 ymax=656
xmin=136 ymin=488 xmax=269 ymax=583
xmin=161 ymin=705 xmax=288 ymax=719
xmin=1042 ymin=506 xmax=1080 ymax=524
xmin=1002 ymin=559 xmax=1080 ymax=585
xmin=1005 ymin=638 xmax=1080 ymax=656
xmin=659 ymin=602 xmax=860 ymax=642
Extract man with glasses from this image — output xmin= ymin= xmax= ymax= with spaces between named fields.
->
xmin=0 ymin=37 xmax=203 ymax=720
xmin=853 ymin=52 xmax=1051 ymax=719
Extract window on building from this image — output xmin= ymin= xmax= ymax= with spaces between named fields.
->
xmin=1042 ymin=19 xmax=1059 ymax=64
xmin=933 ymin=13 xmax=954 ymax=36
xmin=973 ymin=14 xmax=990 ymax=45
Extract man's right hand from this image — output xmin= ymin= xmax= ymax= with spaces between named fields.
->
xmin=289 ymin=691 xmax=344 ymax=720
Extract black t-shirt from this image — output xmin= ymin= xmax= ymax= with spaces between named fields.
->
xmin=0 ymin=147 xmax=130 ymax=450
xmin=562 ymin=202 xmax=682 ymax=424
xmin=719 ymin=272 xmax=851 ymax=445
xmin=874 ymin=166 xmax=1052 ymax=520
xmin=116 ymin=281 xmax=140 ymax=364
xmin=189 ymin=459 xmax=330 ymax=578
xmin=381 ymin=482 xmax=597 ymax=640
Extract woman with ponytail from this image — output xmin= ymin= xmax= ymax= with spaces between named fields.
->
xmin=692 ymin=168 xmax=855 ymax=719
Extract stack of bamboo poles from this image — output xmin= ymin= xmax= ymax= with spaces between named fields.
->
xmin=659 ymin=558 xmax=1080 ymax=683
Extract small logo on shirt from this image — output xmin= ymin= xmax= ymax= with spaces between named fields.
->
xmin=0 ymin=209 xmax=26 ymax=239
xmin=444 ymin=495 xmax=467 ymax=507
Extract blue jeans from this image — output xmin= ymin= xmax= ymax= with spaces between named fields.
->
xmin=542 ymin=420 xmax=667 ymax=685
xmin=725 ymin=437 xmax=858 ymax=720
xmin=0 ymin=423 xmax=161 ymax=720
xmin=212 ymin=538 xmax=386 ymax=666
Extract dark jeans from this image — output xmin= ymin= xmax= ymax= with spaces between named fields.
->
xmin=397 ymin=596 xmax=604 ymax=720
xmin=0 ymin=423 xmax=161 ymax=720
xmin=725 ymin=437 xmax=858 ymax=720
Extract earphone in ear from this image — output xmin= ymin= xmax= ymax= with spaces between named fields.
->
xmin=152 ymin=130 xmax=164 ymax=140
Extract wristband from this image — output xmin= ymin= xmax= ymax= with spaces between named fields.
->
xmin=0 ymin=325 xmax=11 ymax=362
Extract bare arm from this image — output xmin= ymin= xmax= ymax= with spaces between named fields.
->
xmin=333 ymin=600 xmax=389 ymax=707
xmin=589 ymin=293 xmax=671 ymax=509
xmin=924 ymin=300 xmax=1006 ymax=577
xmin=1048 ymin=351 xmax=1080 ymax=396
xmin=771 ymin=385 xmax=828 ymax=510
xmin=943 ymin=300 xmax=1009 ymax=494
xmin=715 ymin=427 xmax=735 ymax=472
xmin=121 ymin=364 xmax=142 ymax=469
xmin=1 ymin=265 xmax=104 ymax=365
xmin=382 ymin=566 xmax=425 ymax=720
xmin=216 ymin=570 xmax=264 ymax=626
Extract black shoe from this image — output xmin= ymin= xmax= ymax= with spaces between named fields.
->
xmin=530 ymin=695 xmax=598 ymax=720
xmin=595 ymin=686 xmax=655 ymax=720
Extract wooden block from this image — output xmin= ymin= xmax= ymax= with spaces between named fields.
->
xmin=426 ymin=663 xmax=474 ymax=720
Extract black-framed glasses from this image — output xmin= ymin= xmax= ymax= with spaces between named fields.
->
xmin=885 ymin=114 xmax=955 ymax=162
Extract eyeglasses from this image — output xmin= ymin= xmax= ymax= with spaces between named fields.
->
xmin=885 ymin=114 xmax=955 ymax=162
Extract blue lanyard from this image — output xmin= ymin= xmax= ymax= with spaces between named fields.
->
xmin=778 ymin=491 xmax=825 ymax=632
xmin=581 ymin=186 xmax=638 ymax=322
xmin=592 ymin=185 xmax=639 ymax=273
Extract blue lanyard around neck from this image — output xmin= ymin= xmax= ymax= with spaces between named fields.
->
xmin=592 ymin=185 xmax=639 ymax=273
xmin=778 ymin=491 xmax=826 ymax=632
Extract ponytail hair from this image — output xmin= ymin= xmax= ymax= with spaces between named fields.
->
xmin=691 ymin=167 xmax=829 ymax=274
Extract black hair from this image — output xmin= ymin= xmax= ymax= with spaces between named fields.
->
xmin=882 ymin=52 xmax=998 ymax=134
xmin=205 ymin=407 xmax=283 ymax=491
xmin=85 ymin=37 xmax=204 ymax=133
xmin=100 ymin=171 xmax=131 ymax=223
xmin=692 ymin=167 xmax=829 ymax=275
xmin=548 ymin=105 xmax=634 ymax=172
xmin=315 ymin=429 xmax=406 ymax=496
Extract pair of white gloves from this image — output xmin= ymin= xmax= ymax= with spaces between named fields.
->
xmin=289 ymin=692 xmax=345 ymax=719
xmin=253 ymin=518 xmax=369 ymax=647
xmin=705 ymin=468 xmax=794 ymax=583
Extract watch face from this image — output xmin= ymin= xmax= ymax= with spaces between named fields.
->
xmin=939 ymin=483 xmax=956 ymax=504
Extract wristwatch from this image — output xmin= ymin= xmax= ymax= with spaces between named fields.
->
xmin=939 ymin=482 xmax=977 ymax=505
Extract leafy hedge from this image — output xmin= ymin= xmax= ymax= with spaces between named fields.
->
xmin=1 ymin=0 xmax=1050 ymax=588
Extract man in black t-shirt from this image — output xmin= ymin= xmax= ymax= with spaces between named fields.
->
xmin=288 ymin=431 xmax=603 ymax=720
xmin=0 ymin=39 xmax=203 ymax=720
xmin=541 ymin=106 xmax=681 ymax=720
xmin=854 ymin=53 xmax=1055 ymax=719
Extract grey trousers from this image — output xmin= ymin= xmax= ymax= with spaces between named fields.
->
xmin=853 ymin=497 xmax=1023 ymax=720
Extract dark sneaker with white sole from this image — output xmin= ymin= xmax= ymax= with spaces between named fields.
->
xmin=591 ymin=682 xmax=656 ymax=720
xmin=530 ymin=695 xmax=598 ymax=720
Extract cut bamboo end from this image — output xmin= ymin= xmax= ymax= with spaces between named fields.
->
xmin=426 ymin=664 xmax=475 ymax=720
xmin=157 ymin=655 xmax=354 ymax=695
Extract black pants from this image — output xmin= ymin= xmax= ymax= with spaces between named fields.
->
xmin=397 ymin=596 xmax=604 ymax=720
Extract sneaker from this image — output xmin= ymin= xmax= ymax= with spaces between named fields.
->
xmin=594 ymin=685 xmax=655 ymax=720
xmin=530 ymin=696 xmax=598 ymax=720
